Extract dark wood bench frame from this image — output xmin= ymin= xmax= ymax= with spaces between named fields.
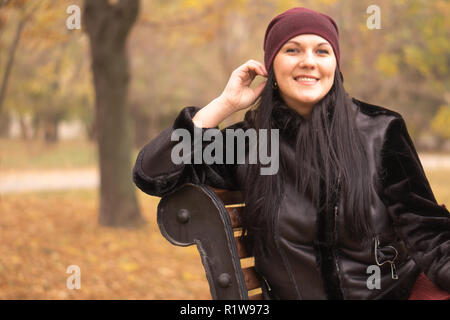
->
xmin=157 ymin=183 xmax=264 ymax=300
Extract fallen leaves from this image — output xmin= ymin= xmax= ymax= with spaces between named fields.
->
xmin=0 ymin=190 xmax=210 ymax=299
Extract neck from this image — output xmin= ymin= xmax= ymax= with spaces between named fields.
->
xmin=280 ymin=94 xmax=314 ymax=118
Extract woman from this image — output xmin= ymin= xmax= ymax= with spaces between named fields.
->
xmin=133 ymin=7 xmax=450 ymax=299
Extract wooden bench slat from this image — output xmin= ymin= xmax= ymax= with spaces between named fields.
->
xmin=235 ymin=236 xmax=251 ymax=259
xmin=242 ymin=266 xmax=261 ymax=291
xmin=249 ymin=293 xmax=263 ymax=300
xmin=227 ymin=207 xmax=243 ymax=228
xmin=209 ymin=187 xmax=244 ymax=205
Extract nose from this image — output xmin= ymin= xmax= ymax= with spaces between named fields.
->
xmin=298 ymin=50 xmax=316 ymax=69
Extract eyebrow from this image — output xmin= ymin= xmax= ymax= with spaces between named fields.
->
xmin=285 ymin=41 xmax=331 ymax=47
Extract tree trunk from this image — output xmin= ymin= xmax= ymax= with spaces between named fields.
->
xmin=0 ymin=112 xmax=10 ymax=137
xmin=0 ymin=16 xmax=26 ymax=115
xmin=19 ymin=114 xmax=30 ymax=140
xmin=43 ymin=118 xmax=59 ymax=143
xmin=84 ymin=0 xmax=144 ymax=227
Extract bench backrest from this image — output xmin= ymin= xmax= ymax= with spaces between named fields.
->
xmin=157 ymin=183 xmax=263 ymax=300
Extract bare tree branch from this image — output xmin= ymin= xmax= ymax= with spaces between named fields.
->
xmin=0 ymin=17 xmax=25 ymax=114
xmin=0 ymin=0 xmax=44 ymax=114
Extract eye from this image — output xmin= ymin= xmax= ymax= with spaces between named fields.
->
xmin=317 ymin=49 xmax=330 ymax=55
xmin=285 ymin=48 xmax=299 ymax=53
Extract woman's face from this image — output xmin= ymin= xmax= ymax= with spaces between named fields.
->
xmin=273 ymin=34 xmax=337 ymax=118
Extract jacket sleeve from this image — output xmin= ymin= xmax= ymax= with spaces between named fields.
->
xmin=380 ymin=116 xmax=450 ymax=292
xmin=132 ymin=106 xmax=240 ymax=197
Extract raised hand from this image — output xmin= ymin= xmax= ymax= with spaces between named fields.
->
xmin=219 ymin=59 xmax=268 ymax=111
xmin=193 ymin=60 xmax=267 ymax=128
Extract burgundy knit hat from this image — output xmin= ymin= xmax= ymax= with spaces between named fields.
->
xmin=264 ymin=7 xmax=340 ymax=72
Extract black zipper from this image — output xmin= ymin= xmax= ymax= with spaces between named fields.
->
xmin=331 ymin=174 xmax=344 ymax=298
xmin=333 ymin=203 xmax=344 ymax=297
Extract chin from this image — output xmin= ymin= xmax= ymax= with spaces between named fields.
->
xmin=297 ymin=96 xmax=320 ymax=104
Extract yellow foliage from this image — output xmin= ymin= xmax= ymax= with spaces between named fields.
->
xmin=316 ymin=0 xmax=337 ymax=5
xmin=375 ymin=53 xmax=399 ymax=77
xmin=119 ymin=261 xmax=141 ymax=273
xmin=276 ymin=0 xmax=301 ymax=12
xmin=182 ymin=0 xmax=214 ymax=9
xmin=403 ymin=45 xmax=431 ymax=77
xmin=431 ymin=105 xmax=450 ymax=139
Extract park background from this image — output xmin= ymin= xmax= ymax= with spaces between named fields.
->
xmin=0 ymin=0 xmax=449 ymax=299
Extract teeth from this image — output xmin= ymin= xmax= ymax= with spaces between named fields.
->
xmin=296 ymin=77 xmax=317 ymax=81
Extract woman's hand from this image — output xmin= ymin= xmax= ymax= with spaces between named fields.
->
xmin=220 ymin=60 xmax=268 ymax=112
xmin=193 ymin=60 xmax=267 ymax=128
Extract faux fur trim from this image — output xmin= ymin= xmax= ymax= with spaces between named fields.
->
xmin=173 ymin=106 xmax=203 ymax=132
xmin=271 ymin=104 xmax=303 ymax=143
xmin=314 ymin=181 xmax=344 ymax=300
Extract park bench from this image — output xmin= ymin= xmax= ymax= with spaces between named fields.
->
xmin=156 ymin=183 xmax=450 ymax=300
xmin=157 ymin=183 xmax=264 ymax=300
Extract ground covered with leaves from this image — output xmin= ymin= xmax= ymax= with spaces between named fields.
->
xmin=0 ymin=190 xmax=210 ymax=299
xmin=1 ymin=168 xmax=449 ymax=300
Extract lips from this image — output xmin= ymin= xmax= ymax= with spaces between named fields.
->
xmin=294 ymin=75 xmax=319 ymax=81
xmin=293 ymin=75 xmax=319 ymax=85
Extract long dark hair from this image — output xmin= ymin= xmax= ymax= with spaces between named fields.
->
xmin=240 ymin=68 xmax=372 ymax=255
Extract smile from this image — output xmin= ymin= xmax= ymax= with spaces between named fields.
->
xmin=294 ymin=76 xmax=319 ymax=85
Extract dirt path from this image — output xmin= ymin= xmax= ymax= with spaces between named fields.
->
xmin=0 ymin=168 xmax=98 ymax=194
xmin=0 ymin=154 xmax=449 ymax=194
xmin=418 ymin=153 xmax=450 ymax=169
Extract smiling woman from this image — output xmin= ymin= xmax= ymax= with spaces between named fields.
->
xmin=273 ymin=35 xmax=336 ymax=117
xmin=133 ymin=7 xmax=450 ymax=300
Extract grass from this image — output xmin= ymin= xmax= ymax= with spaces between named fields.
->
xmin=0 ymin=138 xmax=142 ymax=172
xmin=0 ymin=138 xmax=98 ymax=171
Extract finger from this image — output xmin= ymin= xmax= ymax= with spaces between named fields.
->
xmin=247 ymin=60 xmax=267 ymax=77
xmin=240 ymin=60 xmax=264 ymax=74
xmin=236 ymin=67 xmax=256 ymax=84
xmin=262 ymin=65 xmax=268 ymax=77
xmin=244 ymin=62 xmax=266 ymax=78
xmin=235 ymin=65 xmax=258 ymax=84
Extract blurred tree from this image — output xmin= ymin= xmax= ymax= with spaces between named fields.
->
xmin=349 ymin=0 xmax=449 ymax=137
xmin=0 ymin=0 xmax=43 ymax=115
xmin=431 ymin=105 xmax=450 ymax=141
xmin=1 ymin=0 xmax=93 ymax=141
xmin=84 ymin=0 xmax=144 ymax=228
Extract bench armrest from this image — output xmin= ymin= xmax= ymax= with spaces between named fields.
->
xmin=157 ymin=183 xmax=250 ymax=300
